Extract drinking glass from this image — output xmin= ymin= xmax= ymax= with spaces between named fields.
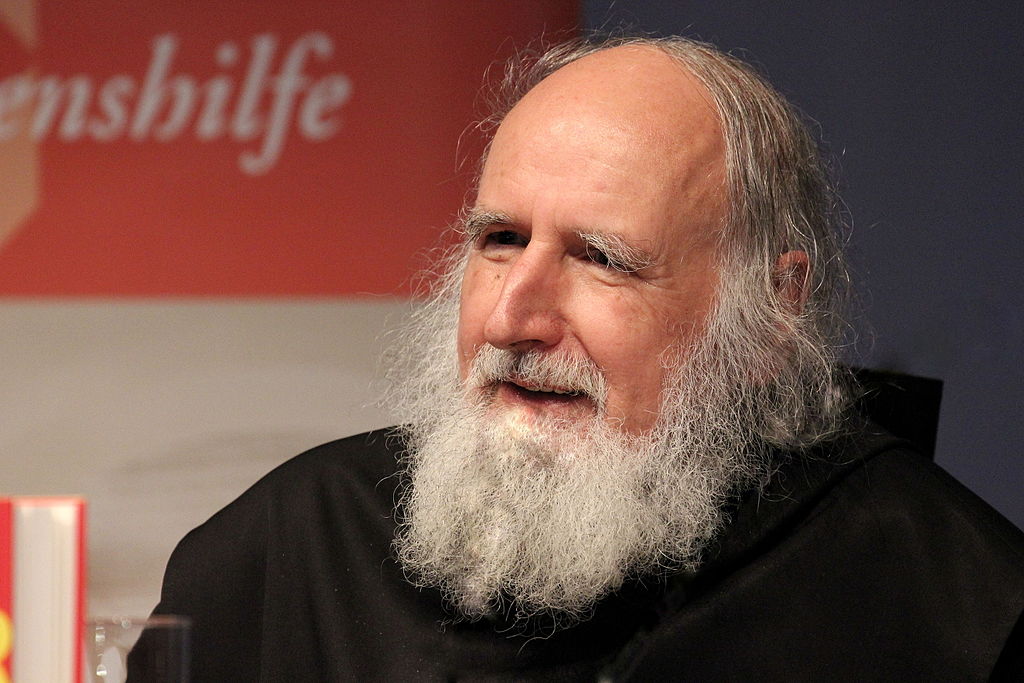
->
xmin=85 ymin=615 xmax=190 ymax=683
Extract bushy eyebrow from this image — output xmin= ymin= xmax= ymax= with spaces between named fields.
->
xmin=577 ymin=231 xmax=655 ymax=273
xmin=460 ymin=209 xmax=515 ymax=240
xmin=460 ymin=210 xmax=655 ymax=273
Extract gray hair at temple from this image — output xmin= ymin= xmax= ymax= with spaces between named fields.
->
xmin=470 ymin=36 xmax=854 ymax=449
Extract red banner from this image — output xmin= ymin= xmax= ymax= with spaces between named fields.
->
xmin=0 ymin=1 xmax=577 ymax=295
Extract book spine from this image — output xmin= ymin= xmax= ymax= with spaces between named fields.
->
xmin=0 ymin=500 xmax=10 ymax=683
xmin=8 ymin=498 xmax=86 ymax=683
xmin=75 ymin=501 xmax=87 ymax=683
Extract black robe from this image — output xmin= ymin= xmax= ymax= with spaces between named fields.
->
xmin=132 ymin=424 xmax=1024 ymax=681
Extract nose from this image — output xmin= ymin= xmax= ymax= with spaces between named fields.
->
xmin=483 ymin=246 xmax=565 ymax=352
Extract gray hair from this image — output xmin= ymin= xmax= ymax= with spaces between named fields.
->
xmin=468 ymin=36 xmax=854 ymax=448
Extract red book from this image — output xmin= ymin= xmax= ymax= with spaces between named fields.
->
xmin=0 ymin=497 xmax=87 ymax=683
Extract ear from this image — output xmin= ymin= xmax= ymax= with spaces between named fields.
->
xmin=772 ymin=250 xmax=810 ymax=314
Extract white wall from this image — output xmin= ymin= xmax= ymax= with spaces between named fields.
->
xmin=0 ymin=299 xmax=410 ymax=616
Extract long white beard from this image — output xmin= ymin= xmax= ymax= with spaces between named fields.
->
xmin=384 ymin=237 xmax=845 ymax=625
xmin=393 ymin=336 xmax=771 ymax=624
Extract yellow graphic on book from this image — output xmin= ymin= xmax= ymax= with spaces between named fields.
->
xmin=0 ymin=609 xmax=11 ymax=683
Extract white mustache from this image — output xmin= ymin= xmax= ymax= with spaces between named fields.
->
xmin=468 ymin=346 xmax=608 ymax=410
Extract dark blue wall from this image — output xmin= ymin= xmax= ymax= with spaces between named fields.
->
xmin=584 ymin=1 xmax=1024 ymax=528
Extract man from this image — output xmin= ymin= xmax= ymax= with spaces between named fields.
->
xmin=133 ymin=37 xmax=1024 ymax=681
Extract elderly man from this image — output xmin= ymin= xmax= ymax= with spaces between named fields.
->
xmin=135 ymin=37 xmax=1024 ymax=681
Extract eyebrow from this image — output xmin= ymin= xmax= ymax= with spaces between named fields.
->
xmin=577 ymin=231 xmax=655 ymax=273
xmin=460 ymin=209 xmax=655 ymax=273
xmin=460 ymin=209 xmax=515 ymax=240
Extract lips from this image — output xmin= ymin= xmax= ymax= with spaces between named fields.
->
xmin=492 ymin=379 xmax=596 ymax=422
xmin=507 ymin=377 xmax=582 ymax=397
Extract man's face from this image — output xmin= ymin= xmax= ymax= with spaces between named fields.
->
xmin=457 ymin=46 xmax=729 ymax=434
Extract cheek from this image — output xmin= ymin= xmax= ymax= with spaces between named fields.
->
xmin=455 ymin=268 xmax=491 ymax=377
xmin=455 ymin=301 xmax=476 ymax=379
xmin=581 ymin=298 xmax=695 ymax=430
xmin=574 ymin=299 xmax=660 ymax=376
xmin=583 ymin=294 xmax=673 ymax=362
xmin=600 ymin=334 xmax=670 ymax=398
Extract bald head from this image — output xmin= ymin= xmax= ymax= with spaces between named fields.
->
xmin=505 ymin=45 xmax=720 ymax=147
xmin=486 ymin=45 xmax=728 ymax=249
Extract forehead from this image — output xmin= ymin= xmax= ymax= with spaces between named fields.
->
xmin=479 ymin=46 xmax=727 ymax=251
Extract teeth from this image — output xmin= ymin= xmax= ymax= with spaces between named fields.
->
xmin=530 ymin=385 xmax=574 ymax=395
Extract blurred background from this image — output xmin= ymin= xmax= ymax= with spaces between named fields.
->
xmin=1 ymin=0 xmax=1020 ymax=617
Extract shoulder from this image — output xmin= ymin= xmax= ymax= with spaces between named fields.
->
xmin=831 ymin=432 xmax=1024 ymax=571
xmin=246 ymin=426 xmax=407 ymax=500
xmin=805 ymin=428 xmax=1024 ymax=674
xmin=791 ymin=424 xmax=1024 ymax=601
xmin=628 ymin=426 xmax=1024 ymax=680
xmin=158 ymin=427 xmax=406 ymax=595
xmin=186 ymin=426 xmax=405 ymax=538
xmin=148 ymin=428 xmax=408 ymax=678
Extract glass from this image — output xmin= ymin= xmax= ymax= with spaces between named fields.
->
xmin=85 ymin=615 xmax=190 ymax=683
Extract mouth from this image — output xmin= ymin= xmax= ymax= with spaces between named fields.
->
xmin=509 ymin=376 xmax=583 ymax=396
xmin=490 ymin=378 xmax=596 ymax=421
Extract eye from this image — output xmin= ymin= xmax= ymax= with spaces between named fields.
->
xmin=584 ymin=242 xmax=633 ymax=273
xmin=481 ymin=230 xmax=528 ymax=248
xmin=584 ymin=243 xmax=611 ymax=267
